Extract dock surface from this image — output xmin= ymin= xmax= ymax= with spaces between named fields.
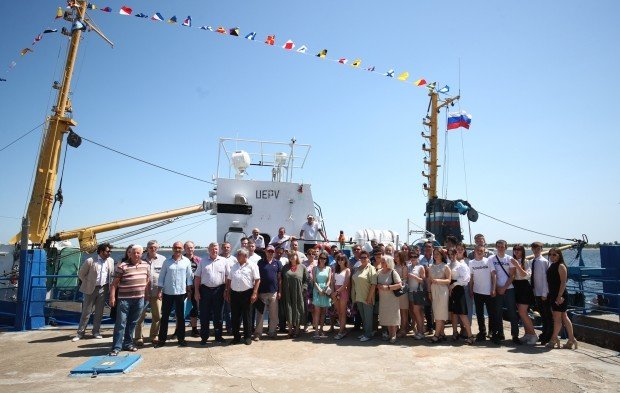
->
xmin=1 ymin=327 xmax=619 ymax=392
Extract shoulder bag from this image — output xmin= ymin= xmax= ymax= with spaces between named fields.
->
xmin=390 ymin=270 xmax=406 ymax=297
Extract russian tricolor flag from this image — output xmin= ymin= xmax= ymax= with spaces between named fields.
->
xmin=447 ymin=111 xmax=472 ymax=130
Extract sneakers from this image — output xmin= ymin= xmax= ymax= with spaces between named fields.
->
xmin=414 ymin=333 xmax=425 ymax=340
xmin=71 ymin=335 xmax=83 ymax=342
xmin=476 ymin=332 xmax=487 ymax=342
xmin=93 ymin=334 xmax=103 ymax=340
xmin=359 ymin=336 xmax=371 ymax=342
xmin=522 ymin=334 xmax=538 ymax=345
xmin=389 ymin=336 xmax=397 ymax=344
xmin=357 ymin=334 xmax=365 ymax=339
xmin=334 ymin=332 xmax=344 ymax=340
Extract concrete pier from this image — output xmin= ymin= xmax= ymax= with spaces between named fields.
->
xmin=0 ymin=325 xmax=618 ymax=392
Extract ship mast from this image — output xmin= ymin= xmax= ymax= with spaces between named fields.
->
xmin=422 ymin=88 xmax=460 ymax=200
xmin=11 ymin=1 xmax=111 ymax=246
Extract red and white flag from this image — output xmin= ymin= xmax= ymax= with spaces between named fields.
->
xmin=282 ymin=40 xmax=295 ymax=50
xmin=338 ymin=58 xmax=348 ymax=64
xmin=119 ymin=6 xmax=132 ymax=16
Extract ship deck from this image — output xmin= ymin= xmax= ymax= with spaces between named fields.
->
xmin=1 ymin=323 xmax=619 ymax=392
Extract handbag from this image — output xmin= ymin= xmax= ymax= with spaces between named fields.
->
xmin=391 ymin=270 xmax=406 ymax=297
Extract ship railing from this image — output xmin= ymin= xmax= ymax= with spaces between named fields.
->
xmin=30 ymin=274 xmax=99 ymax=326
xmin=0 ymin=274 xmax=102 ymax=328
xmin=566 ymin=282 xmax=620 ymax=316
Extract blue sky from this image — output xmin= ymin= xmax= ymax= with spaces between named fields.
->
xmin=1 ymin=0 xmax=619 ymax=247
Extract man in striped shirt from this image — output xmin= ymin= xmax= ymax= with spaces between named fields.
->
xmin=109 ymin=244 xmax=151 ymax=356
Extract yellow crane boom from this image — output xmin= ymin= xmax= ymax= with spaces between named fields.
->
xmin=49 ymin=203 xmax=210 ymax=252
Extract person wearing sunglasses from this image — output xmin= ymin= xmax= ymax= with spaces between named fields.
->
xmin=73 ymin=242 xmax=114 ymax=342
xmin=311 ymin=251 xmax=332 ymax=338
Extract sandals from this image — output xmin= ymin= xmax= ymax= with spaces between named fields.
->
xmin=124 ymin=345 xmax=138 ymax=352
xmin=108 ymin=349 xmax=120 ymax=356
xmin=429 ymin=335 xmax=441 ymax=343
xmin=464 ymin=336 xmax=475 ymax=345
xmin=450 ymin=334 xmax=460 ymax=342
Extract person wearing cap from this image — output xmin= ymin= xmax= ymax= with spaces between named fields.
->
xmin=299 ymin=215 xmax=328 ymax=253
xmin=253 ymin=245 xmax=283 ymax=339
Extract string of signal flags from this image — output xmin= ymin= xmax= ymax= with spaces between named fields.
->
xmin=3 ymin=1 xmax=450 ymax=98
xmin=0 ymin=1 xmax=450 ymax=94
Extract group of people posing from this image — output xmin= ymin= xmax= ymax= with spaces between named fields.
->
xmin=72 ymin=228 xmax=578 ymax=356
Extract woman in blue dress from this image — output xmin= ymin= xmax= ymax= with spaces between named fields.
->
xmin=312 ymin=251 xmax=332 ymax=339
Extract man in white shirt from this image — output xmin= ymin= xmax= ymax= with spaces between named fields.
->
xmin=249 ymin=228 xmax=266 ymax=249
xmin=270 ymin=227 xmax=291 ymax=251
xmin=220 ymin=242 xmax=237 ymax=334
xmin=135 ymin=240 xmax=167 ymax=345
xmin=530 ymin=241 xmax=552 ymax=344
xmin=225 ymin=248 xmax=260 ymax=345
xmin=469 ymin=244 xmax=496 ymax=341
xmin=247 ymin=240 xmax=262 ymax=264
xmin=299 ymin=215 xmax=327 ymax=252
xmin=73 ymin=243 xmax=114 ymax=341
xmin=194 ymin=242 xmax=227 ymax=344
xmin=490 ymin=240 xmax=519 ymax=345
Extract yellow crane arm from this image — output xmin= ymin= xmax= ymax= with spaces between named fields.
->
xmin=50 ymin=203 xmax=210 ymax=252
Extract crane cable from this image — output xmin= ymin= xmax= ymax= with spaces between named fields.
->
xmin=476 ymin=210 xmax=576 ymax=242
xmin=80 ymin=135 xmax=216 ymax=185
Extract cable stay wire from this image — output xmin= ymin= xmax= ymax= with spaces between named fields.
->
xmin=80 ymin=135 xmax=216 ymax=185
xmin=0 ymin=122 xmax=45 ymax=152
xmin=98 ymin=215 xmax=214 ymax=246
xmin=476 ymin=210 xmax=576 ymax=242
xmin=160 ymin=216 xmax=215 ymax=245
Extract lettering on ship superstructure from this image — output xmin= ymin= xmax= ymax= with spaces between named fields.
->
xmin=256 ymin=190 xmax=280 ymax=199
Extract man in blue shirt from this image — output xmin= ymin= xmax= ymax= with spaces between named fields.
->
xmin=155 ymin=241 xmax=193 ymax=347
xmin=253 ymin=245 xmax=282 ymax=339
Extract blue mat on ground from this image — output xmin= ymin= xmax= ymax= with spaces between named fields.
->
xmin=69 ymin=354 xmax=142 ymax=377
